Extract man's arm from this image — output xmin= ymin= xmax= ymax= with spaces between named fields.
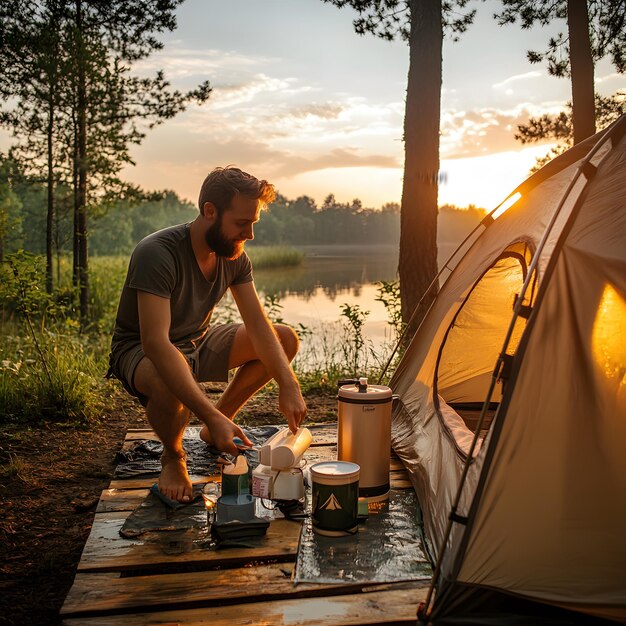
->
xmin=137 ymin=290 xmax=252 ymax=454
xmin=230 ymin=281 xmax=307 ymax=433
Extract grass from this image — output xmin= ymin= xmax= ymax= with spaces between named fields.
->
xmin=0 ymin=452 xmax=30 ymax=481
xmin=291 ymin=320 xmax=398 ymax=394
xmin=0 ymin=247 xmax=400 ymax=425
xmin=246 ymin=245 xmax=304 ymax=269
xmin=0 ymin=332 xmax=104 ymax=425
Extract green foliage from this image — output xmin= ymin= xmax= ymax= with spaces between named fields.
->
xmin=0 ymin=254 xmax=104 ymax=425
xmin=89 ymin=191 xmax=197 ymax=256
xmin=0 ymin=0 xmax=212 ymax=319
xmin=516 ymin=92 xmax=625 ymax=146
xmin=87 ymin=256 xmax=130 ymax=331
xmin=263 ymin=293 xmax=285 ymax=324
xmin=0 ymin=331 xmax=102 ymax=425
xmin=495 ymin=0 xmax=625 ymax=76
xmin=0 ymin=154 xmax=23 ymax=260
xmin=516 ymin=91 xmax=625 ymax=172
xmin=2 ymin=251 xmax=56 ymax=324
xmin=376 ymin=280 xmax=404 ymax=339
xmin=339 ymin=303 xmax=370 ymax=376
xmin=321 ymin=0 xmax=476 ymax=42
xmin=253 ymin=194 xmax=401 ymax=246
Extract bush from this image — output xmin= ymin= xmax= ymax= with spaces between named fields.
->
xmin=0 ymin=332 xmax=102 ymax=425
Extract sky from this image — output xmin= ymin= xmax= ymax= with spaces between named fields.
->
xmin=5 ymin=0 xmax=625 ymax=211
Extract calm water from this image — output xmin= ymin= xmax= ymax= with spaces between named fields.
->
xmin=251 ymin=243 xmax=458 ymax=351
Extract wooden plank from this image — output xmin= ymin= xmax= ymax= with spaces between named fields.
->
xmin=390 ymin=478 xmax=412 ymax=490
xmin=61 ymin=563 xmax=429 ymax=618
xmin=389 ymin=456 xmax=403 ymax=471
xmin=62 ymin=585 xmax=427 ymax=625
xmin=124 ymin=431 xmax=160 ymax=442
xmin=77 ymin=511 xmax=302 ymax=573
xmin=390 ymin=471 xmax=411 ymax=490
xmin=108 ymin=473 xmax=219 ymax=490
xmin=96 ymin=488 xmax=150 ymax=513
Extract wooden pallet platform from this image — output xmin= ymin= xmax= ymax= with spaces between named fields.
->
xmin=61 ymin=424 xmax=429 ymax=625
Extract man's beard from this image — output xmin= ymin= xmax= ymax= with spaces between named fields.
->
xmin=204 ymin=216 xmax=244 ymax=260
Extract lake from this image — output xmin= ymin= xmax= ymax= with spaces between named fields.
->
xmin=249 ymin=243 xmax=459 ymax=366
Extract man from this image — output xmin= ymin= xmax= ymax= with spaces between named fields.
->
xmin=108 ymin=166 xmax=308 ymax=503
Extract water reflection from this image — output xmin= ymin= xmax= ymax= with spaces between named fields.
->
xmin=252 ymin=245 xmax=399 ymax=300
xmin=243 ymin=243 xmax=460 ymax=363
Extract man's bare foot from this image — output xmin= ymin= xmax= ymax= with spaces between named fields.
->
xmin=159 ymin=450 xmax=193 ymax=503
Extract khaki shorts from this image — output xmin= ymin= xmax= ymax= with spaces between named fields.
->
xmin=108 ymin=323 xmax=242 ymax=407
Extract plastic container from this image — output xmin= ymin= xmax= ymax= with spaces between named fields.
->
xmin=258 ymin=427 xmax=312 ymax=469
xmin=251 ymin=464 xmax=305 ymax=500
xmin=221 ymin=455 xmax=250 ymax=497
xmin=338 ymin=377 xmax=392 ymax=502
xmin=310 ymin=461 xmax=360 ymax=536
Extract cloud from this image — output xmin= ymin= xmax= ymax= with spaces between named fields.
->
xmin=132 ymin=47 xmax=270 ymax=80
xmin=283 ymin=103 xmax=345 ymax=121
xmin=440 ymin=103 xmax=564 ymax=158
xmin=492 ymin=71 xmax=542 ymax=89
xmin=595 ymin=71 xmax=624 ymax=85
xmin=210 ymin=74 xmax=304 ymax=109
xmin=271 ymin=148 xmax=399 ymax=178
xmin=202 ymin=137 xmax=399 ymax=178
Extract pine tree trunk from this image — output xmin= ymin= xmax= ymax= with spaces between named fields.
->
xmin=567 ymin=0 xmax=595 ymax=143
xmin=399 ymin=0 xmax=441 ymax=336
xmin=75 ymin=0 xmax=89 ymax=321
xmin=46 ymin=90 xmax=54 ymax=294
xmin=72 ymin=115 xmax=79 ymax=290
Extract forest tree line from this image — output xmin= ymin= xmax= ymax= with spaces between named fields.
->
xmin=0 ymin=160 xmax=485 ymax=257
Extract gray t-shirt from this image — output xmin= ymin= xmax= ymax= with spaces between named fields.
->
xmin=110 ymin=223 xmax=253 ymax=359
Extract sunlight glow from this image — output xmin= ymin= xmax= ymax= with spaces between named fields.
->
xmin=491 ymin=192 xmax=522 ymax=220
xmin=592 ymin=284 xmax=626 ymax=405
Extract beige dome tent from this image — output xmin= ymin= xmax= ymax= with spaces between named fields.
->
xmin=389 ymin=114 xmax=626 ymax=624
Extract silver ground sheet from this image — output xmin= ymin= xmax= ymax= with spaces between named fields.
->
xmin=294 ymin=489 xmax=432 ymax=584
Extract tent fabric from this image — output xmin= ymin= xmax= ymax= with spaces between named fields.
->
xmin=437 ymin=246 xmax=534 ymax=404
xmin=389 ymin=115 xmax=626 ymax=624
xmin=455 ymin=129 xmax=626 ymax=618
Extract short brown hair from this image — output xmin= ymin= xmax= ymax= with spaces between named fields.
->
xmin=198 ymin=166 xmax=276 ymax=215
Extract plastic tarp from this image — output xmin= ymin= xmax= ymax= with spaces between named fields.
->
xmin=294 ymin=489 xmax=431 ymax=584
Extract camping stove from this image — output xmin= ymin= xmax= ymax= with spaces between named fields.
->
xmin=251 ymin=427 xmax=312 ymax=501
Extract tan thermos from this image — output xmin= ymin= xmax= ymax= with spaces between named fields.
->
xmin=337 ymin=377 xmax=392 ymax=502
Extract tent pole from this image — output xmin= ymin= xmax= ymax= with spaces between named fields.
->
xmin=379 ymin=191 xmax=527 ymax=387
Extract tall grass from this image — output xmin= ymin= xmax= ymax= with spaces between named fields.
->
xmin=0 ymin=323 xmax=103 ymax=425
xmin=0 ymin=247 xmax=400 ymax=425
xmin=247 ymin=246 xmax=304 ymax=269
xmin=1 ymin=253 xmax=111 ymax=425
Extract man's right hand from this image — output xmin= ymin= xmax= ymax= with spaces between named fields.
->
xmin=278 ymin=380 xmax=308 ymax=434
xmin=205 ymin=411 xmax=253 ymax=456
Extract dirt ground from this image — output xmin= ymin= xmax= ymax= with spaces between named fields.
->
xmin=0 ymin=384 xmax=337 ymax=626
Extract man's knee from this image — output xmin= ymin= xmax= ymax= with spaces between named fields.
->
xmin=134 ymin=357 xmax=185 ymax=412
xmin=274 ymin=323 xmax=300 ymax=361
